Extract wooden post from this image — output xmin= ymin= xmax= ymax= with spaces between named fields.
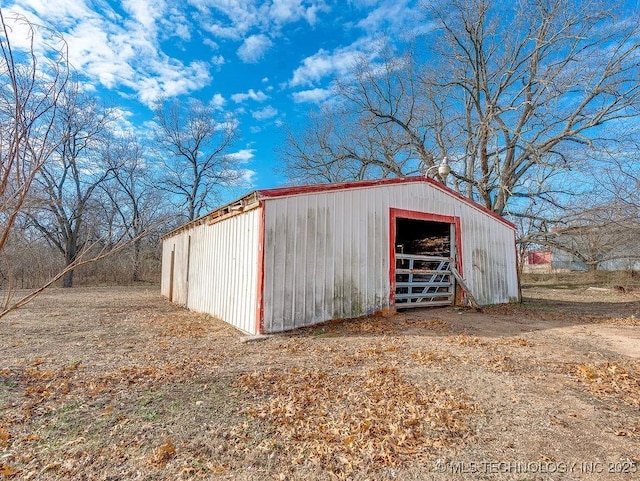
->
xmin=451 ymin=266 xmax=482 ymax=311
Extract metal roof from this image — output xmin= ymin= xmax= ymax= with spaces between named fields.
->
xmin=161 ymin=176 xmax=515 ymax=240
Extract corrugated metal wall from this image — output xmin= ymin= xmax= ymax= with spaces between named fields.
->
xmin=161 ymin=208 xmax=261 ymax=335
xmin=261 ymin=182 xmax=518 ymax=332
xmin=161 ymin=232 xmax=190 ymax=305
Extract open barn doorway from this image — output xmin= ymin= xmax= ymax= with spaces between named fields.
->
xmin=393 ymin=216 xmax=455 ymax=308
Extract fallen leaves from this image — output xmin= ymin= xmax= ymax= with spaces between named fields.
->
xmin=0 ymin=428 xmax=9 ymax=449
xmin=571 ymin=361 xmax=640 ymax=407
xmin=497 ymin=337 xmax=533 ymax=347
xmin=150 ymin=438 xmax=176 ymax=466
xmin=235 ymin=366 xmax=478 ymax=477
xmin=448 ymin=334 xmax=489 ymax=347
xmin=0 ymin=463 xmax=17 ymax=478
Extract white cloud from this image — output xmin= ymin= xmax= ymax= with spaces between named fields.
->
xmin=252 ymin=105 xmax=278 ymax=120
xmin=290 ymin=49 xmax=333 ymax=87
xmin=108 ymin=107 xmax=137 ymax=137
xmin=4 ymin=0 xmax=213 ymax=107
xmin=6 ymin=0 xmax=95 ymax=29
xmin=292 ymin=88 xmax=334 ymax=104
xmin=220 ymin=168 xmax=256 ymax=187
xmin=189 ymin=0 xmax=260 ymax=39
xmin=231 ymin=89 xmax=269 ymax=103
xmin=190 ymin=0 xmax=329 ymax=40
xmin=237 ymin=34 xmax=273 ymax=63
xmin=289 ymin=38 xmax=384 ymax=87
xmin=237 ymin=169 xmax=256 ymax=187
xmin=163 ymin=6 xmax=193 ymax=42
xmin=354 ymin=1 xmax=434 ymax=37
xmin=227 ymin=148 xmax=255 ymax=163
xmin=211 ymin=54 xmax=225 ymax=66
xmin=136 ymin=61 xmax=211 ymax=105
xmin=356 ymin=0 xmax=413 ymax=32
xmin=122 ymin=0 xmax=166 ymax=35
xmin=203 ymin=38 xmax=219 ymax=49
xmin=269 ymin=0 xmax=325 ymax=26
xmin=210 ymin=93 xmax=226 ymax=109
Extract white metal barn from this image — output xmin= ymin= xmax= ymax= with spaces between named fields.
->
xmin=161 ymin=176 xmax=519 ymax=335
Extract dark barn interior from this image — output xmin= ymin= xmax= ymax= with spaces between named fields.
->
xmin=395 ymin=218 xmax=451 ymax=257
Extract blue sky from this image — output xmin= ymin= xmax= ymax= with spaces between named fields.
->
xmin=4 ymin=0 xmax=425 ymax=194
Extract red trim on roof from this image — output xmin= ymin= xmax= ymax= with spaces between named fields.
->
xmin=258 ymin=176 xmax=516 ymax=230
xmin=257 ymin=176 xmax=424 ymax=198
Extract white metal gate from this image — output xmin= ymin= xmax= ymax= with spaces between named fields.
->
xmin=394 ymin=254 xmax=454 ymax=308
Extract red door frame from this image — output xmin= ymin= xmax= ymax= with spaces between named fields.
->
xmin=389 ymin=208 xmax=463 ymax=306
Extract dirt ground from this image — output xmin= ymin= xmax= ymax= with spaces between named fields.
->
xmin=1 ymin=279 xmax=639 ymax=480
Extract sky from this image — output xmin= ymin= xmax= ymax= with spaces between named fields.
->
xmin=3 ymin=0 xmax=425 ymax=197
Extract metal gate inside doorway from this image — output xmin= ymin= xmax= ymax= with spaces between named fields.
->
xmin=394 ymin=254 xmax=454 ymax=307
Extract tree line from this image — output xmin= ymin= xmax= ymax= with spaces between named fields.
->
xmin=0 ymin=11 xmax=240 ymax=317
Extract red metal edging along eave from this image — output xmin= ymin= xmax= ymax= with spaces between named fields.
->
xmin=257 ymin=176 xmax=516 ymax=231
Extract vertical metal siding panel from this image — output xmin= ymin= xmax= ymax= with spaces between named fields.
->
xmin=180 ymin=210 xmax=259 ymax=335
xmin=241 ymin=210 xmax=259 ymax=333
xmin=342 ymin=190 xmax=352 ymax=318
xmin=337 ymin=191 xmax=348 ymax=318
xmin=326 ymin=192 xmax=336 ymax=320
xmin=304 ymin=195 xmax=317 ymax=323
xmin=160 ymin=240 xmax=172 ymax=297
xmin=284 ymin=199 xmax=297 ymax=330
xmin=239 ymin=210 xmax=259 ymax=334
xmin=294 ymin=195 xmax=307 ymax=326
xmin=356 ymin=191 xmax=366 ymax=315
xmin=170 ymin=232 xmax=188 ymax=305
xmin=379 ymin=188 xmax=390 ymax=308
xmin=335 ymin=191 xmax=345 ymax=318
xmin=330 ymin=192 xmax=342 ymax=319
xmin=268 ymin=201 xmax=286 ymax=332
xmin=479 ymin=216 xmax=490 ymax=304
xmin=207 ymin=226 xmax=216 ymax=316
xmin=262 ymin=207 xmax=275 ymax=333
xmin=313 ymin=196 xmax=327 ymax=321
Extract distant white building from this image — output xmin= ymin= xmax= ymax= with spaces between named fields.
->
xmin=161 ymin=176 xmax=520 ymax=334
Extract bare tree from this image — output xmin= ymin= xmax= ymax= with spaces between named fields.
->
xmin=27 ymin=85 xmax=114 ymax=287
xmin=0 ymin=11 xmax=68 ymax=311
xmin=101 ymin=135 xmax=168 ymax=282
xmin=282 ymin=55 xmax=421 ymax=183
xmin=284 ymin=0 xmax=640 ymax=220
xmin=535 ymin=200 xmax=640 ymax=271
xmin=0 ymin=11 xmax=163 ymax=318
xmin=155 ymin=99 xmax=239 ymax=221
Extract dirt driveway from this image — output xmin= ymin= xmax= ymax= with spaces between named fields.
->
xmin=1 ymin=284 xmax=639 ymax=480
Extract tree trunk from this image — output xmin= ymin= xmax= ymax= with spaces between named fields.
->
xmin=62 ymin=268 xmax=74 ymax=288
xmin=63 ymin=244 xmax=77 ymax=288
xmin=132 ymin=239 xmax=141 ymax=282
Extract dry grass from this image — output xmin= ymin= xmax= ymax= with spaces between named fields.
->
xmin=1 ymin=283 xmax=639 ymax=479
